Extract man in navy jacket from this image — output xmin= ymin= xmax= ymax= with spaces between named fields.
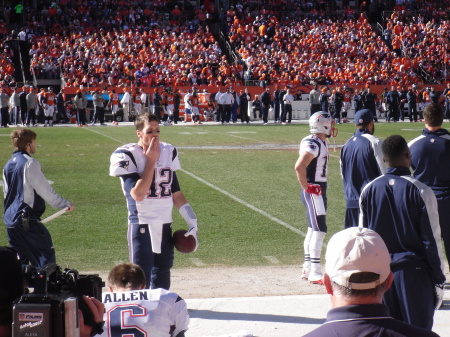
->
xmin=409 ymin=103 xmax=450 ymax=265
xmin=359 ymin=135 xmax=445 ymax=330
xmin=340 ymin=109 xmax=386 ymax=228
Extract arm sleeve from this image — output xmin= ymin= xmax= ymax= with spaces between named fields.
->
xmin=110 ymin=149 xmax=138 ymax=177
xmin=420 ymin=188 xmax=446 ymax=284
xmin=358 ymin=186 xmax=368 ymax=228
xmin=170 ymin=297 xmax=189 ymax=337
xmin=372 ymin=139 xmax=387 ymax=174
xmin=25 ymin=160 xmax=71 ymax=209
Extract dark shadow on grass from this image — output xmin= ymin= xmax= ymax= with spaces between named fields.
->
xmin=188 ymin=309 xmax=325 ymax=325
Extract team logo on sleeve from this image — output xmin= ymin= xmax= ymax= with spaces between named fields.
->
xmin=308 ymin=143 xmax=317 ymax=151
xmin=114 ymin=160 xmax=129 ymax=170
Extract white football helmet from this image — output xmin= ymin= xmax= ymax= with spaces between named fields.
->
xmin=309 ymin=111 xmax=336 ymax=137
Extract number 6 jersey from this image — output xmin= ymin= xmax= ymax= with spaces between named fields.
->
xmin=100 ymin=288 xmax=189 ymax=337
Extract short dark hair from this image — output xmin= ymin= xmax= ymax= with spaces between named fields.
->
xmin=382 ymin=135 xmax=408 ymax=164
xmin=10 ymin=129 xmax=36 ymax=151
xmin=108 ymin=263 xmax=146 ymax=290
xmin=135 ymin=112 xmax=159 ymax=131
xmin=331 ymin=272 xmax=387 ymax=298
xmin=424 ymin=103 xmax=443 ymax=127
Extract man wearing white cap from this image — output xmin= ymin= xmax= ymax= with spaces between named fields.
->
xmin=304 ymin=227 xmax=440 ymax=337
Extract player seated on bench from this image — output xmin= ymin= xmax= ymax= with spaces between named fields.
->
xmin=99 ymin=263 xmax=190 ymax=337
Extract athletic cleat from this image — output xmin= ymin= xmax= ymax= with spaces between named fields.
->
xmin=310 ymin=278 xmax=324 ymax=285
xmin=308 ymin=271 xmax=323 ymax=284
xmin=301 ymin=268 xmax=310 ymax=280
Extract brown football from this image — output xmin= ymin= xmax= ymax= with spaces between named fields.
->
xmin=173 ymin=229 xmax=196 ymax=253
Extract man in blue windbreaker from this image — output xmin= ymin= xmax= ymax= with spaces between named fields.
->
xmin=408 ymin=103 xmax=450 ymax=265
xmin=3 ymin=129 xmax=74 ymax=267
xmin=340 ymin=109 xmax=386 ymax=228
xmin=359 ymin=135 xmax=445 ymax=330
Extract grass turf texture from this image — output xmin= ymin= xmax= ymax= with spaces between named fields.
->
xmin=0 ymin=122 xmax=436 ymax=272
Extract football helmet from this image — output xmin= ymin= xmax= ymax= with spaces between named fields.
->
xmin=309 ymin=111 xmax=337 ymax=138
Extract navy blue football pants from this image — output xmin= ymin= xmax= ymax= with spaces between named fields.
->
xmin=300 ymin=185 xmax=327 ymax=232
xmin=7 ymin=220 xmax=56 ymax=267
xmin=383 ymin=267 xmax=435 ymax=330
xmin=128 ymin=223 xmax=174 ymax=290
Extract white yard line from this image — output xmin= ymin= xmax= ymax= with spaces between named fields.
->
xmin=85 ymin=127 xmax=126 ymax=143
xmin=183 ymin=126 xmax=273 ymax=142
xmin=180 ymin=169 xmax=306 ymax=237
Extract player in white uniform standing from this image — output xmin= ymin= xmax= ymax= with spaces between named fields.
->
xmin=109 ymin=113 xmax=199 ymax=289
xmin=100 ymin=262 xmax=189 ymax=337
xmin=295 ymin=112 xmax=336 ymax=284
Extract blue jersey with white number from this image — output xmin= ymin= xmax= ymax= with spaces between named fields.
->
xmin=299 ymin=135 xmax=328 ymax=184
xmin=109 ymin=142 xmax=181 ymax=226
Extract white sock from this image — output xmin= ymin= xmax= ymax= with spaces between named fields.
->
xmin=303 ymin=228 xmax=313 ymax=268
xmin=310 ymin=231 xmax=326 ymax=274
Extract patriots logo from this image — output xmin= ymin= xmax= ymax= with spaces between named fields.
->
xmin=308 ymin=144 xmax=317 ymax=151
xmin=114 ymin=160 xmax=129 ymax=170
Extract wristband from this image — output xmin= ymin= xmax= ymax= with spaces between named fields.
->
xmin=306 ymin=184 xmax=322 ymax=195
xmin=179 ymin=203 xmax=197 ymax=228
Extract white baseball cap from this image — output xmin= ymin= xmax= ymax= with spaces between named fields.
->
xmin=325 ymin=227 xmax=391 ymax=290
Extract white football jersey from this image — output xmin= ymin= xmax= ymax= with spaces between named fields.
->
xmin=109 ymin=142 xmax=181 ymax=226
xmin=299 ymin=135 xmax=329 ymax=183
xmin=100 ymin=288 xmax=189 ymax=337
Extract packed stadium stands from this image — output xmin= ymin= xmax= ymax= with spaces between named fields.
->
xmin=1 ymin=0 xmax=450 ymax=89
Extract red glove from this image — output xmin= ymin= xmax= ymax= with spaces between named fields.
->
xmin=306 ymin=183 xmax=322 ymax=195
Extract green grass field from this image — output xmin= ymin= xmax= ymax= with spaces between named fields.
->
xmin=0 ymin=121 xmax=437 ymax=272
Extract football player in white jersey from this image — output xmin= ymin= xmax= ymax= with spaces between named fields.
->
xmin=109 ymin=113 xmax=199 ymax=290
xmin=100 ymin=262 xmax=189 ymax=337
xmin=295 ymin=111 xmax=336 ymax=285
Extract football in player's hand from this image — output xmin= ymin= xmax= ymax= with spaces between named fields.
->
xmin=173 ymin=229 xmax=196 ymax=253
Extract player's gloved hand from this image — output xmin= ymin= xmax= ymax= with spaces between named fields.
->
xmin=184 ymin=225 xmax=198 ymax=251
xmin=306 ymin=183 xmax=322 ymax=195
xmin=435 ymin=284 xmax=444 ymax=310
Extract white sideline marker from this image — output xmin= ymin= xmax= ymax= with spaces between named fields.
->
xmin=263 ymin=256 xmax=280 ymax=264
xmin=41 ymin=207 xmax=69 ymax=224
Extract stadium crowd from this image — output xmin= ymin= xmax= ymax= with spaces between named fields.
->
xmin=1 ymin=0 xmax=450 ymax=88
